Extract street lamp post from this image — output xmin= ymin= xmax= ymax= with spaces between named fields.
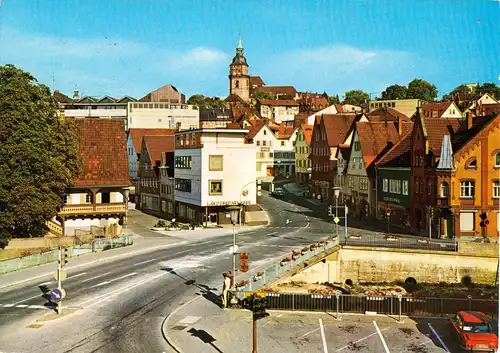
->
xmin=228 ymin=205 xmax=241 ymax=289
xmin=333 ymin=187 xmax=341 ymax=236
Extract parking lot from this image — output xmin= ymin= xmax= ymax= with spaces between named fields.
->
xmin=264 ymin=312 xmax=467 ymax=353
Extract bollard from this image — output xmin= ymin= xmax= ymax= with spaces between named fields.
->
xmin=335 ymin=290 xmax=342 ymax=320
xmin=397 ymin=293 xmax=403 ymax=322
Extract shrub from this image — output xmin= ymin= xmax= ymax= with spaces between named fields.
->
xmin=154 ymin=220 xmax=167 ymax=228
xmin=235 ymin=280 xmax=249 ymax=287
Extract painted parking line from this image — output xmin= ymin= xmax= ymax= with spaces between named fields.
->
xmin=89 ymin=272 xmax=138 ymax=288
xmin=373 ymin=321 xmax=391 ymax=353
xmin=319 ymin=318 xmax=329 ymax=353
xmin=68 ymin=272 xmax=88 ymax=279
xmin=335 ymin=328 xmax=390 ymax=352
xmin=428 ymin=323 xmax=450 ymax=352
xmin=298 ymin=327 xmax=320 ymax=339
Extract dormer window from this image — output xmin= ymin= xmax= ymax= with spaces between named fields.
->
xmin=466 ymin=158 xmax=477 ymax=169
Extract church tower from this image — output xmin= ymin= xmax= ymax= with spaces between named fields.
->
xmin=229 ymin=37 xmax=250 ymax=102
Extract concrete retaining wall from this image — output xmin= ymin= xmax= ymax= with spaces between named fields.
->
xmin=280 ymin=246 xmax=498 ymax=286
xmin=5 ymin=237 xmax=77 ymax=249
xmin=458 ymin=240 xmax=499 ymax=257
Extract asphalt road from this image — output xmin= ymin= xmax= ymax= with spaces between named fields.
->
xmin=0 ymin=192 xmax=342 ymax=353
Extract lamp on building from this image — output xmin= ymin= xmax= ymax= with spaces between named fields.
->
xmin=227 ymin=205 xmax=241 ymax=289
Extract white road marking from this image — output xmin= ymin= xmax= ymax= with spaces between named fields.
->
xmin=37 ymin=281 xmax=52 ymax=286
xmin=335 ymin=328 xmax=391 ymax=351
xmin=81 ymin=272 xmax=111 ymax=283
xmin=89 ymin=272 xmax=138 ymax=288
xmin=179 ymin=316 xmax=201 ymax=324
xmin=15 ymin=304 xmax=28 ymax=308
xmin=428 ymin=323 xmax=450 ymax=352
xmin=3 ymin=304 xmax=14 ymax=308
xmin=11 ymin=293 xmax=44 ymax=305
xmin=134 ymin=258 xmax=160 ymax=266
xmin=27 ymin=305 xmax=48 ymax=309
xmin=266 ymin=232 xmax=277 ymax=236
xmin=373 ymin=321 xmax=391 ymax=353
xmin=68 ymin=272 xmax=87 ymax=279
xmin=79 ymin=272 xmax=167 ymax=309
xmin=299 ymin=327 xmax=320 ymax=339
xmin=319 ymin=318 xmax=329 ymax=353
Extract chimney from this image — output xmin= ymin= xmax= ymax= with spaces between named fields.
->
xmin=467 ymin=111 xmax=473 ymax=129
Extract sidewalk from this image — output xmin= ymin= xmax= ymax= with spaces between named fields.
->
xmin=0 ymin=235 xmax=183 ymax=289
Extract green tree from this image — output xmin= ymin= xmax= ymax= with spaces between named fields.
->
xmin=0 ymin=65 xmax=81 ymax=248
xmin=342 ymin=90 xmax=370 ymax=106
xmin=406 ymin=78 xmax=438 ymax=102
xmin=442 ymin=84 xmax=472 ymax=101
xmin=381 ymin=84 xmax=408 ymax=100
xmin=187 ymin=94 xmax=226 ymax=109
xmin=253 ymin=89 xmax=276 ymax=101
xmin=477 ymin=82 xmax=500 ymax=99
xmin=322 ymin=92 xmax=340 ymax=105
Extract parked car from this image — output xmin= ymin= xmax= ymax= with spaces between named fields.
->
xmin=271 ymin=187 xmax=285 ymax=198
xmin=450 ymin=311 xmax=498 ymax=352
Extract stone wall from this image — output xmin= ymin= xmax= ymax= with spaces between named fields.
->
xmin=458 ymin=240 xmax=499 ymax=257
xmin=5 ymin=237 xmax=76 ymax=249
xmin=279 ymin=246 xmax=498 ymax=286
xmin=339 ymin=247 xmax=497 ymax=285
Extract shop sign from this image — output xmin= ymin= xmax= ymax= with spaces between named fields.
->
xmin=206 ymin=200 xmax=251 ymax=206
xmin=383 ymin=196 xmax=401 ymax=204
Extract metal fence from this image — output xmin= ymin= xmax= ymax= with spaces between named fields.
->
xmin=238 ymin=292 xmax=498 ymax=317
xmin=233 ymin=237 xmax=340 ymax=293
xmin=344 ymin=237 xmax=458 ymax=252
xmin=0 ymin=235 xmax=132 ymax=275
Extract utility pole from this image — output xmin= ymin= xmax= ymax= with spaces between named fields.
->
xmin=344 ymin=204 xmax=348 ymax=245
xmin=57 ymin=246 xmax=62 ymax=314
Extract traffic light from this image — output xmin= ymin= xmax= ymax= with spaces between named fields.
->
xmin=62 ymin=247 xmax=69 ymax=267
xmin=479 ymin=213 xmax=488 ymax=228
xmin=239 ymin=252 xmax=249 ymax=273
xmin=251 ymin=294 xmax=269 ymax=320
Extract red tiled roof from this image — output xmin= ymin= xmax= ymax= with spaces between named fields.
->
xmin=334 ymin=104 xmax=344 ymax=113
xmin=259 ymin=86 xmax=297 ymax=97
xmin=368 ymin=107 xmax=410 ymax=121
xmin=72 ymin=119 xmax=130 ymax=186
xmin=421 ymin=117 xmax=462 ymax=156
xmin=322 ymin=114 xmax=357 ymax=147
xmin=250 ymin=76 xmax=265 ymax=86
xmin=301 ymin=124 xmax=314 ymax=145
xmin=245 ymin=120 xmax=266 ymax=140
xmin=128 ymin=128 xmax=176 ymax=153
xmin=375 ymin=130 xmax=412 ymax=167
xmin=356 ymin=121 xmax=401 ymax=167
xmin=277 ymin=124 xmax=296 ymax=139
xmin=259 ymin=99 xmax=299 ymax=107
xmin=421 ymin=102 xmax=456 ymax=118
xmin=143 ymin=135 xmax=175 ymax=163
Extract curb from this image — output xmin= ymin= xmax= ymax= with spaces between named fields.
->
xmin=161 ymin=296 xmax=201 ymax=353
xmin=0 ymin=241 xmax=187 ymax=290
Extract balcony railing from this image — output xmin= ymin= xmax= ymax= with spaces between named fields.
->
xmin=59 ymin=203 xmax=127 ymax=215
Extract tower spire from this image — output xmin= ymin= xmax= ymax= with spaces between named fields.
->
xmin=237 ymin=32 xmax=243 ymax=51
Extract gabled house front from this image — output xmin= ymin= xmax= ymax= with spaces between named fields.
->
xmin=137 ymin=135 xmax=175 ymax=217
xmin=310 ymin=114 xmax=356 ymax=202
xmin=294 ymin=124 xmax=313 ymax=185
xmin=52 ymin=119 xmax=131 ymax=237
xmin=409 ymin=109 xmax=462 ymax=235
xmin=435 ymin=113 xmax=500 ymax=240
xmin=344 ymin=121 xmax=401 ymax=220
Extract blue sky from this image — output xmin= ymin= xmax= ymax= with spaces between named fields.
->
xmin=1 ymin=0 xmax=499 ymax=99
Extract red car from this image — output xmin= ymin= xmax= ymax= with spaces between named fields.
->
xmin=450 ymin=311 xmax=498 ymax=352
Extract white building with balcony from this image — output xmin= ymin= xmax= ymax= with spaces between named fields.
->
xmin=246 ymin=123 xmax=297 ymax=182
xmin=127 ymin=102 xmax=199 ymax=130
xmin=174 ymin=128 xmax=256 ymax=225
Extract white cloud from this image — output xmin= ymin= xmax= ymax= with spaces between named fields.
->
xmin=0 ymin=28 xmax=229 ymax=97
xmin=257 ymin=44 xmax=422 ymax=96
